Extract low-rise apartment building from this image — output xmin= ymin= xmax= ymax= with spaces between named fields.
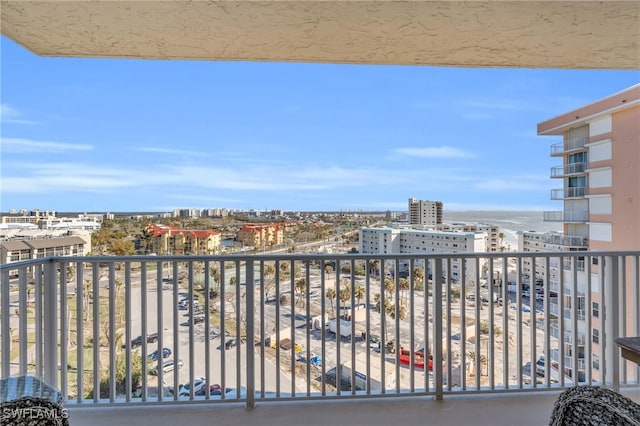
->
xmin=144 ymin=224 xmax=221 ymax=255
xmin=360 ymin=226 xmax=486 ymax=282
xmin=236 ymin=223 xmax=284 ymax=249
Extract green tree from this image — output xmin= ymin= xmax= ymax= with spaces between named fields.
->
xmin=354 ymin=284 xmax=365 ymax=307
xmin=368 ymin=260 xmax=380 ymax=277
xmin=339 ymin=284 xmax=351 ymax=308
xmin=108 ymin=238 xmax=136 ymax=255
xmin=264 ymin=264 xmax=276 ymax=301
xmin=210 ymin=266 xmax=221 ymax=293
xmin=325 ymin=287 xmax=337 ymax=318
xmin=279 ymin=262 xmax=290 ymax=276
xmin=294 ymin=277 xmax=307 ymax=307
xmin=384 ymin=277 xmax=395 ymax=298
xmin=399 ymin=278 xmax=410 ymax=306
xmin=66 ymin=265 xmax=75 ymax=283
xmin=374 ymin=293 xmax=393 ymax=340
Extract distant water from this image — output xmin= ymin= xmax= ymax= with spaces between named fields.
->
xmin=443 ymin=211 xmax=561 ymax=234
xmin=443 ymin=211 xmax=562 ymax=250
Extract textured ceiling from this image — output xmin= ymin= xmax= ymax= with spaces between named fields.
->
xmin=1 ymin=1 xmax=639 ymax=69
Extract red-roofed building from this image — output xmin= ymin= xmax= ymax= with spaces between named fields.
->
xmin=237 ymin=223 xmax=284 ymax=249
xmin=144 ymin=224 xmax=221 ymax=255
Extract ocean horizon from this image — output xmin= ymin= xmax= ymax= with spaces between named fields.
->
xmin=443 ymin=210 xmax=562 ymax=250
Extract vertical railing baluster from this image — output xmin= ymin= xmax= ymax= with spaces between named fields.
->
xmin=434 ymin=255 xmax=443 ymax=400
xmin=605 ymin=255 xmax=620 ymax=390
xmin=108 ymin=262 xmax=116 ymax=402
xmin=18 ymin=263 xmax=28 ymax=374
xmin=0 ymin=268 xmax=9 ymax=379
xmin=76 ymin=262 xmax=84 ymax=403
xmin=246 ymin=258 xmax=255 ymax=407
xmin=44 ymin=260 xmax=58 ymax=389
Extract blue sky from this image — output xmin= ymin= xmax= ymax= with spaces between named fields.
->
xmin=1 ymin=36 xmax=638 ymax=213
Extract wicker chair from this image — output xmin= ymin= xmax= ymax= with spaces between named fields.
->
xmin=550 ymin=386 xmax=640 ymax=426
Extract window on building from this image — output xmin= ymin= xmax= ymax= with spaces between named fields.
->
xmin=592 ymin=328 xmax=599 ymax=344
xmin=593 ymin=354 xmax=600 ymax=370
xmin=592 ymin=302 xmax=599 ymax=318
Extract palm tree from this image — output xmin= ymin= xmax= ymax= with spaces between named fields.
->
xmin=263 ymin=264 xmax=276 ymax=301
xmin=324 ymin=265 xmax=334 ymax=276
xmin=294 ymin=277 xmax=307 ymax=307
xmin=388 ymin=302 xmax=406 ymax=321
xmin=399 ymin=278 xmax=409 ymax=306
xmin=325 ymin=287 xmax=336 ymax=318
xmin=413 ymin=266 xmax=424 ymax=283
xmin=368 ymin=260 xmax=380 ymax=277
xmin=354 ymin=284 xmax=365 ymax=307
xmin=83 ymin=279 xmax=92 ymax=321
xmin=339 ymin=285 xmax=351 ymax=310
xmin=66 ymin=265 xmax=75 ymax=283
xmin=279 ymin=261 xmax=290 ymax=277
xmin=384 ymin=277 xmax=395 ymax=299
xmin=210 ymin=266 xmax=221 ymax=293
xmin=374 ymin=293 xmax=393 ymax=340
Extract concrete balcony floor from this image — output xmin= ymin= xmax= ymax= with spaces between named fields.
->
xmin=65 ymin=389 xmax=640 ymax=426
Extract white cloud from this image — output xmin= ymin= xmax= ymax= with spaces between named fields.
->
xmin=1 ymin=138 xmax=93 ymax=153
xmin=472 ymin=175 xmax=550 ymax=191
xmin=0 ymin=104 xmax=37 ymax=125
xmin=394 ymin=146 xmax=475 ymax=159
xmin=135 ymin=147 xmax=212 ymax=157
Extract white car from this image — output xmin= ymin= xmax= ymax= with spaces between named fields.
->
xmin=178 ymin=377 xmax=207 ymax=396
xmin=149 ymin=358 xmax=183 ymax=376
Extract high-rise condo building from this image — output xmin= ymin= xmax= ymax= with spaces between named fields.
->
xmin=538 ymin=83 xmax=640 ymax=383
xmin=408 ymin=198 xmax=443 ymax=226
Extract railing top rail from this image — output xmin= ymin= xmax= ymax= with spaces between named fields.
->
xmin=2 ymin=250 xmax=639 ymax=270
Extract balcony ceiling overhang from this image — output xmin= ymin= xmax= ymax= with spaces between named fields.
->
xmin=1 ymin=1 xmax=639 ymax=69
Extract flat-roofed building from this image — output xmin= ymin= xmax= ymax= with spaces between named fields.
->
xmin=408 ymin=199 xmax=443 ymax=226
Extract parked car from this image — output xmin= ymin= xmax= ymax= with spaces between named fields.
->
xmin=178 ymin=377 xmax=207 ymax=396
xmin=217 ymin=337 xmax=237 ymax=350
xmin=149 ymin=358 xmax=183 ymax=376
xmin=192 ymin=316 xmax=205 ymax=324
xmin=197 ymin=384 xmax=234 ymax=396
xmin=148 ymin=347 xmax=171 ymax=361
xmin=130 ymin=332 xmax=159 ymax=348
xmin=536 ymin=356 xmax=546 ymax=376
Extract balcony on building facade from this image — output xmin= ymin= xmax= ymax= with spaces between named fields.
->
xmin=543 ymin=211 xmax=589 ymax=223
xmin=561 ymin=330 xmax=586 ymax=346
xmin=1 ymin=251 xmax=638 ymax=424
xmin=544 ymin=234 xmax=588 ymax=249
xmin=549 ymin=258 xmax=586 ymax=273
xmin=550 ymin=137 xmax=589 ymax=156
xmin=550 ymin=162 xmax=587 ymax=178
xmin=550 ymin=187 xmax=587 ymax=200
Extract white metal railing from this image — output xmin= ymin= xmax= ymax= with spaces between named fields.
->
xmin=543 ymin=211 xmax=589 ymax=222
xmin=550 ymin=187 xmax=587 ymax=200
xmin=550 ymin=162 xmax=587 ymax=178
xmin=544 ymin=234 xmax=588 ymax=248
xmin=550 ymin=137 xmax=588 ymax=155
xmin=1 ymin=251 xmax=638 ymax=407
